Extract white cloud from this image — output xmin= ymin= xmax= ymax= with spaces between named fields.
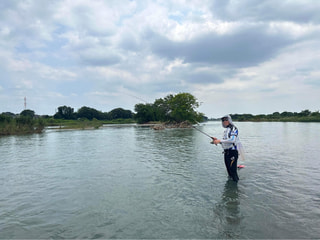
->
xmin=5 ymin=55 xmax=76 ymax=82
xmin=0 ymin=0 xmax=320 ymax=117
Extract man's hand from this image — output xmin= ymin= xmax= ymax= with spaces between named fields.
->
xmin=210 ymin=137 xmax=221 ymax=145
xmin=210 ymin=137 xmax=217 ymax=145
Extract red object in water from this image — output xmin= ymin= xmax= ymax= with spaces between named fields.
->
xmin=237 ymin=165 xmax=245 ymax=168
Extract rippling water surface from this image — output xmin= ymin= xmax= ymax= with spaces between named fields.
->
xmin=1 ymin=122 xmax=320 ymax=239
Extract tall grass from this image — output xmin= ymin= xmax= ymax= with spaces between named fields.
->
xmin=0 ymin=116 xmax=44 ymax=136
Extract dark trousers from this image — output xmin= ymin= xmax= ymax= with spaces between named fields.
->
xmin=224 ymin=149 xmax=239 ymax=182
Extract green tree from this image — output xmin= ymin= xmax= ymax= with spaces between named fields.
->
xmin=54 ymin=106 xmax=75 ymax=119
xmin=0 ymin=114 xmax=13 ymax=123
xmin=271 ymin=112 xmax=281 ymax=119
xmin=134 ymin=93 xmax=203 ymax=124
xmin=109 ymin=108 xmax=133 ymax=119
xmin=153 ymin=97 xmax=171 ymax=122
xmin=77 ymin=106 xmax=104 ymax=120
xmin=102 ymin=112 xmax=111 ymax=120
xmin=134 ymin=103 xmax=156 ymax=123
xmin=280 ymin=111 xmax=294 ymax=117
xmin=20 ymin=109 xmax=35 ymax=118
xmin=298 ymin=109 xmax=311 ymax=117
xmin=167 ymin=93 xmax=202 ymax=123
xmin=310 ymin=111 xmax=320 ymax=117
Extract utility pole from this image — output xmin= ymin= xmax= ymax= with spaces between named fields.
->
xmin=24 ymin=97 xmax=27 ymax=110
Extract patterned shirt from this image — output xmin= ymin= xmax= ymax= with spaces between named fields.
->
xmin=220 ymin=125 xmax=238 ymax=150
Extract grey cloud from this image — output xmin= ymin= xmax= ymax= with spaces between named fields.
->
xmin=118 ymin=33 xmax=140 ymax=52
xmin=210 ymin=0 xmax=320 ymax=23
xmin=184 ymin=71 xmax=223 ymax=84
xmin=148 ymin=26 xmax=294 ymax=68
xmin=172 ymin=65 xmax=228 ymax=84
xmin=122 ymin=75 xmax=189 ymax=97
xmin=66 ymin=37 xmax=122 ymax=66
xmin=259 ymin=87 xmax=276 ymax=93
xmin=0 ymin=1 xmax=19 ymax=12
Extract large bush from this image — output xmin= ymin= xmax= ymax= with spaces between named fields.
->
xmin=134 ymin=93 xmax=204 ymax=124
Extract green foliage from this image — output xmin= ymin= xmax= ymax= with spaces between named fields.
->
xmin=109 ymin=108 xmax=133 ymax=119
xmin=134 ymin=92 xmax=204 ymax=124
xmin=0 ymin=114 xmax=15 ymax=135
xmin=298 ymin=109 xmax=311 ymax=117
xmin=1 ymin=104 xmax=137 ymax=135
xmin=20 ymin=109 xmax=35 ymax=118
xmin=134 ymin=103 xmax=156 ymax=124
xmin=54 ymin=106 xmax=75 ymax=119
xmin=53 ymin=105 xmax=134 ymax=121
xmin=77 ymin=106 xmax=104 ymax=120
xmin=0 ymin=114 xmax=44 ymax=135
xmin=0 ymin=114 xmax=13 ymax=123
xmin=167 ymin=93 xmax=202 ymax=123
xmin=16 ymin=116 xmax=33 ymax=126
xmin=153 ymin=97 xmax=170 ymax=122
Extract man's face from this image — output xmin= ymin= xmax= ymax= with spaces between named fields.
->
xmin=222 ymin=120 xmax=229 ymax=127
xmin=222 ymin=117 xmax=229 ymax=127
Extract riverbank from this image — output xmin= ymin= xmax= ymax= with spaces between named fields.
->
xmin=0 ymin=117 xmax=136 ymax=136
xmin=2 ymin=115 xmax=320 ymax=136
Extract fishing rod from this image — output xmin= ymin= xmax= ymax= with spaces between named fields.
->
xmin=124 ymin=93 xmax=148 ymax=103
xmin=192 ymin=125 xmax=214 ymax=139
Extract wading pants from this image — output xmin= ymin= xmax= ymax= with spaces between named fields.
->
xmin=224 ymin=149 xmax=239 ymax=182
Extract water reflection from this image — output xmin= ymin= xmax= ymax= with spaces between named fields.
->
xmin=214 ymin=180 xmax=242 ymax=238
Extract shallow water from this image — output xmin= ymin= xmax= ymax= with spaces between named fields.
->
xmin=1 ymin=122 xmax=319 ymax=239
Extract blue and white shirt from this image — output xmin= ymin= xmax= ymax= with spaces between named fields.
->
xmin=220 ymin=125 xmax=239 ymax=150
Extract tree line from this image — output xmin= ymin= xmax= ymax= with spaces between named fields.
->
xmin=228 ymin=109 xmax=320 ymax=122
xmin=53 ymin=93 xmax=205 ymax=123
xmin=1 ymin=93 xmax=204 ymax=123
xmin=53 ymin=106 xmax=133 ymax=120
xmin=0 ymin=107 xmax=134 ymax=135
xmin=3 ymin=91 xmax=318 ymax=136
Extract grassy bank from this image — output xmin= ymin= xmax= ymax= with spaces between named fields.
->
xmin=45 ymin=118 xmax=136 ymax=129
xmin=0 ymin=116 xmax=137 ymax=136
xmin=44 ymin=118 xmax=103 ymax=129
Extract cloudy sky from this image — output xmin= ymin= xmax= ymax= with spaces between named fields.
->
xmin=1 ymin=0 xmax=319 ymax=118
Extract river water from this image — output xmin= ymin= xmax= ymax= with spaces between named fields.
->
xmin=1 ymin=122 xmax=319 ymax=239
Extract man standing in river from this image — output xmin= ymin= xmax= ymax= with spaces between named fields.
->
xmin=212 ymin=115 xmax=240 ymax=182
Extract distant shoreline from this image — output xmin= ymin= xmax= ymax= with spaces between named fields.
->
xmin=2 ymin=115 xmax=320 ymax=136
xmin=210 ymin=111 xmax=320 ymax=122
